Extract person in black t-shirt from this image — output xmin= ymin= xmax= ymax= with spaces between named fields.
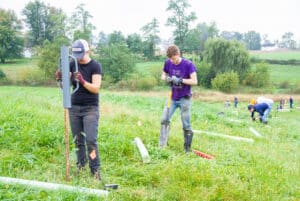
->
xmin=56 ymin=39 xmax=102 ymax=180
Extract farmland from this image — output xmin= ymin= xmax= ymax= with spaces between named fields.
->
xmin=0 ymin=86 xmax=299 ymax=200
xmin=0 ymin=50 xmax=299 ymax=200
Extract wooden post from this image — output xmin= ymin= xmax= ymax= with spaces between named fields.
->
xmin=64 ymin=109 xmax=70 ymax=181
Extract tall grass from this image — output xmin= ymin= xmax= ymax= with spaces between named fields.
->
xmin=0 ymin=86 xmax=299 ymax=200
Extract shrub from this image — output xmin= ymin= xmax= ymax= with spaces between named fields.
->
xmin=16 ymin=68 xmax=49 ymax=86
xmin=115 ymin=75 xmax=157 ymax=91
xmin=195 ymin=61 xmax=213 ymax=88
xmin=38 ymin=37 xmax=70 ymax=79
xmin=279 ymin=81 xmax=290 ymax=89
xmin=97 ymin=43 xmax=136 ymax=83
xmin=149 ymin=67 xmax=164 ymax=86
xmin=0 ymin=69 xmax=6 ymax=79
xmin=243 ymin=62 xmax=270 ymax=88
xmin=211 ymin=71 xmax=239 ymax=93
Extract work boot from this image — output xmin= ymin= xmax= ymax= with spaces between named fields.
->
xmin=92 ymin=170 xmax=102 ymax=180
xmin=184 ymin=130 xmax=193 ymax=153
xmin=76 ymin=164 xmax=86 ymax=176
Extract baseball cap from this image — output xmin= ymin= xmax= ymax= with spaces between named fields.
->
xmin=72 ymin=39 xmax=90 ymax=59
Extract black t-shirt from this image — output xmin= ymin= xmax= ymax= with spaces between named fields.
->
xmin=70 ymin=59 xmax=102 ymax=106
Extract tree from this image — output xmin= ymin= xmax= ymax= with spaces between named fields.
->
xmin=45 ymin=7 xmax=68 ymax=42
xmin=108 ymin=31 xmax=126 ymax=45
xmin=204 ymin=38 xmax=250 ymax=83
xmin=166 ymin=0 xmax=197 ymax=52
xmin=22 ymin=0 xmax=47 ymax=46
xmin=141 ymin=18 xmax=160 ymax=59
xmin=220 ymin=31 xmax=243 ymax=41
xmin=279 ymin=32 xmax=296 ymax=49
xmin=126 ymin=33 xmax=144 ymax=54
xmin=243 ymin=31 xmax=261 ymax=50
xmin=69 ymin=3 xmax=95 ymax=42
xmin=37 ymin=36 xmax=69 ymax=79
xmin=97 ymin=31 xmax=108 ymax=49
xmin=97 ymin=43 xmax=135 ymax=83
xmin=184 ymin=22 xmax=218 ymax=53
xmin=22 ymin=0 xmax=68 ymax=47
xmin=0 ymin=8 xmax=24 ymax=63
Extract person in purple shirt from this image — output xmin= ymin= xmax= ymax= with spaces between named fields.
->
xmin=248 ymin=103 xmax=270 ymax=124
xmin=160 ymin=45 xmax=198 ymax=153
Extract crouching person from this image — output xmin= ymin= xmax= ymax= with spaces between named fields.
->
xmin=248 ymin=103 xmax=271 ymax=124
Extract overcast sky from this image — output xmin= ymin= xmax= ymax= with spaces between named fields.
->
xmin=1 ymin=0 xmax=299 ymax=42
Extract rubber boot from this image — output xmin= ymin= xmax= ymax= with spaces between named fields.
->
xmin=184 ymin=130 xmax=193 ymax=153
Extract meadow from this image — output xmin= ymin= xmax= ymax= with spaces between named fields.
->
xmin=0 ymin=86 xmax=299 ymax=201
xmin=250 ymin=50 xmax=300 ymax=60
xmin=0 ymin=51 xmax=300 ymax=200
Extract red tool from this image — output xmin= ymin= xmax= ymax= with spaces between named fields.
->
xmin=192 ymin=149 xmax=214 ymax=160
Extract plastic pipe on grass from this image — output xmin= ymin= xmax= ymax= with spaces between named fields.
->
xmin=192 ymin=149 xmax=214 ymax=159
xmin=0 ymin=176 xmax=108 ymax=197
xmin=134 ymin=137 xmax=151 ymax=163
xmin=249 ymin=127 xmax=262 ymax=137
xmin=193 ymin=130 xmax=254 ymax=143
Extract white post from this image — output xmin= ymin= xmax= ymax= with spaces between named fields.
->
xmin=193 ymin=130 xmax=254 ymax=143
xmin=134 ymin=137 xmax=151 ymax=163
xmin=249 ymin=127 xmax=262 ymax=137
xmin=0 ymin=176 xmax=108 ymax=197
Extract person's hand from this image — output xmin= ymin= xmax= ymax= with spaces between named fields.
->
xmin=73 ymin=72 xmax=86 ymax=85
xmin=55 ymin=70 xmax=62 ymax=81
xmin=252 ymin=117 xmax=256 ymax=121
xmin=166 ymin=76 xmax=173 ymax=83
xmin=171 ymin=75 xmax=183 ymax=85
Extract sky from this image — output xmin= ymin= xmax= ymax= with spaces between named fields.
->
xmin=1 ymin=0 xmax=300 ymax=42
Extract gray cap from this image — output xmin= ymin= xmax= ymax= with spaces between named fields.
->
xmin=71 ymin=39 xmax=90 ymax=59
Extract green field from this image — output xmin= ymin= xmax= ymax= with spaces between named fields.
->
xmin=0 ymin=86 xmax=299 ymax=200
xmin=269 ymin=64 xmax=300 ymax=84
xmin=250 ymin=51 xmax=300 ymax=60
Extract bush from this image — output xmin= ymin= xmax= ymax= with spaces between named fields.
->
xmin=37 ymin=37 xmax=70 ymax=79
xmin=195 ymin=61 xmax=213 ymax=88
xmin=115 ymin=75 xmax=157 ymax=91
xmin=0 ymin=69 xmax=6 ymax=79
xmin=16 ymin=68 xmax=49 ymax=86
xmin=279 ymin=81 xmax=290 ymax=89
xmin=97 ymin=43 xmax=136 ymax=83
xmin=149 ymin=67 xmax=164 ymax=86
xmin=243 ymin=62 xmax=270 ymax=88
xmin=211 ymin=71 xmax=239 ymax=93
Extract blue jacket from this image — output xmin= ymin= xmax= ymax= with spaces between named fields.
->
xmin=251 ymin=103 xmax=269 ymax=118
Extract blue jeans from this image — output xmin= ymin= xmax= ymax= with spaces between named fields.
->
xmin=69 ymin=105 xmax=100 ymax=174
xmin=262 ymin=106 xmax=271 ymax=123
xmin=161 ymin=97 xmax=192 ymax=131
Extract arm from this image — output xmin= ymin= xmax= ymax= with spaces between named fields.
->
xmin=82 ymin=74 xmax=102 ymax=94
xmin=161 ymin=71 xmax=168 ymax=81
xmin=182 ymin=72 xmax=198 ymax=86
xmin=251 ymin=111 xmax=255 ymax=120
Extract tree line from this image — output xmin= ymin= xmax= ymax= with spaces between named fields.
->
xmin=0 ymin=0 xmax=293 ymax=92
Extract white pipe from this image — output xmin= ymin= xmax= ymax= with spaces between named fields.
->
xmin=249 ymin=127 xmax=262 ymax=137
xmin=134 ymin=137 xmax=151 ymax=163
xmin=193 ymin=130 xmax=254 ymax=143
xmin=0 ymin=176 xmax=108 ymax=197
xmin=228 ymin=119 xmax=242 ymax=123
